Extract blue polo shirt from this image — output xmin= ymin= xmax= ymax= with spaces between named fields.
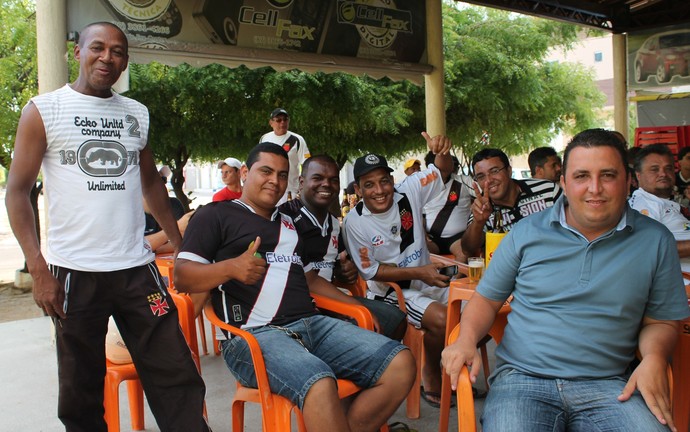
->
xmin=478 ymin=196 xmax=690 ymax=380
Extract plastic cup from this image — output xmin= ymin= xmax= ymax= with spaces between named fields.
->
xmin=468 ymin=257 xmax=484 ymax=283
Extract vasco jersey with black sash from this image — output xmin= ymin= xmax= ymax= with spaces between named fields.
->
xmin=469 ymin=178 xmax=562 ymax=232
xmin=342 ymin=165 xmax=445 ymax=297
xmin=423 ymin=174 xmax=474 ymax=238
xmin=279 ymin=199 xmax=340 ymax=282
xmin=31 ymin=84 xmax=153 ymax=271
xmin=178 ymin=200 xmax=317 ymax=331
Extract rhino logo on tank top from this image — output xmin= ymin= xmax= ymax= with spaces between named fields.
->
xmin=78 ymin=141 xmax=128 ymax=177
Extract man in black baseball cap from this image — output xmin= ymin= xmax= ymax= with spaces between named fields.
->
xmin=353 ymin=153 xmax=394 ymax=182
xmin=270 ymin=107 xmax=289 ymax=118
xmin=342 ymin=132 xmax=457 ymax=408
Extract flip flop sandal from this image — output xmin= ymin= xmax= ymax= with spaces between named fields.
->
xmin=421 ymin=387 xmax=456 ymax=408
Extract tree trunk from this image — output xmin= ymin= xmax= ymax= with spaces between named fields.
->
xmin=170 ymin=166 xmax=190 ymax=212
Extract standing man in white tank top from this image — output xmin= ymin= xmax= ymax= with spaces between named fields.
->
xmin=5 ymin=22 xmax=209 ymax=432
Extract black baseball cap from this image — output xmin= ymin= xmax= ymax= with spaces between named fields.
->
xmin=353 ymin=153 xmax=393 ymax=181
xmin=270 ymin=108 xmax=289 ymax=118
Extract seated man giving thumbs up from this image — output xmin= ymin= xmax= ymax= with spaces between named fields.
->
xmin=174 ymin=143 xmax=415 ymax=432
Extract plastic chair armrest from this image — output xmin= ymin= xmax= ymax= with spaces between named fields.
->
xmin=381 ymin=281 xmax=409 ymax=314
xmin=334 ymin=276 xmax=368 ymax=298
xmin=457 ymin=366 xmax=477 ymax=432
xmin=311 ymin=293 xmax=375 ymax=331
xmin=203 ymin=303 xmax=274 ymax=408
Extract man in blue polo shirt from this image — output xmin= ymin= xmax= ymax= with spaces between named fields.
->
xmin=442 ymin=129 xmax=689 ymax=431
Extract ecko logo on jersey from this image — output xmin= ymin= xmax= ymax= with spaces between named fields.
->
xmin=331 ymin=235 xmax=338 ymax=248
xmin=78 ymin=141 xmax=128 ymax=177
xmin=265 ymin=252 xmax=303 ymax=266
xmin=371 ymin=235 xmax=384 ymax=247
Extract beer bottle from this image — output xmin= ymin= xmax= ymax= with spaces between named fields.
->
xmin=493 ymin=207 xmax=507 ymax=233
xmin=287 ymin=191 xmax=293 ymax=201
xmin=341 ymin=189 xmax=350 ymax=217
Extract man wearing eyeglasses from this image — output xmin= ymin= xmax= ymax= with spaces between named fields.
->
xmin=461 ymin=148 xmax=562 ymax=258
xmin=260 ymin=108 xmax=311 ymax=204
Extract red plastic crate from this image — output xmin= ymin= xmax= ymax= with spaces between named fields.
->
xmin=634 ymin=126 xmax=689 ymax=158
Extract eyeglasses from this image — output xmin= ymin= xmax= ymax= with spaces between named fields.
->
xmin=474 ymin=166 xmax=507 ymax=183
xmin=272 ymin=117 xmax=289 ymax=123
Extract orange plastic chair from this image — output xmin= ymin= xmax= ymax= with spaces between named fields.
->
xmin=155 ymin=255 xmax=212 ymax=356
xmin=439 ymin=278 xmax=503 ymax=432
xmin=340 ymin=277 xmax=430 ymax=419
xmin=447 ymin=324 xmax=477 ymax=432
xmin=203 ymin=294 xmax=389 ymax=432
xmin=381 ymin=281 xmax=425 ymax=419
xmin=103 ymin=291 xmax=203 ymax=432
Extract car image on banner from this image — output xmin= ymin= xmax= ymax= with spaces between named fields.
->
xmin=634 ymin=29 xmax=690 ymax=84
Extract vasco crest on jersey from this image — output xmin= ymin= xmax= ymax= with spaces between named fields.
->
xmin=400 ymin=208 xmax=414 ymax=231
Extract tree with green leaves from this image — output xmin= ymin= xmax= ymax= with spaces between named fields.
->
xmin=127 ymin=4 xmax=606 ymax=190
xmin=442 ymin=4 xmax=606 ymax=167
xmin=125 ymin=64 xmax=426 ymax=209
xmin=0 ymin=0 xmax=42 ymax=275
xmin=0 ymin=0 xmax=36 ymax=172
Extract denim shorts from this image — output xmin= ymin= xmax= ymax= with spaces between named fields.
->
xmin=221 ymin=314 xmax=406 ymax=410
xmin=481 ymin=368 xmax=671 ymax=432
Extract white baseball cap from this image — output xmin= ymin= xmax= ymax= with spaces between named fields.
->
xmin=218 ymin=157 xmax=242 ymax=169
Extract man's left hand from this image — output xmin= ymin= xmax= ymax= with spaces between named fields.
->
xmin=618 ymin=354 xmax=676 ymax=431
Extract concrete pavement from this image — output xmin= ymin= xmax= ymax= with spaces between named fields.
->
xmin=0 ymin=315 xmax=483 ymax=431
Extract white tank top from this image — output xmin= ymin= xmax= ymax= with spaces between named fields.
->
xmin=31 ymin=85 xmax=154 ymax=271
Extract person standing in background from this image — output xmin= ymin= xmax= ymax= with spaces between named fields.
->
xmin=259 ymin=108 xmax=310 ymax=204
